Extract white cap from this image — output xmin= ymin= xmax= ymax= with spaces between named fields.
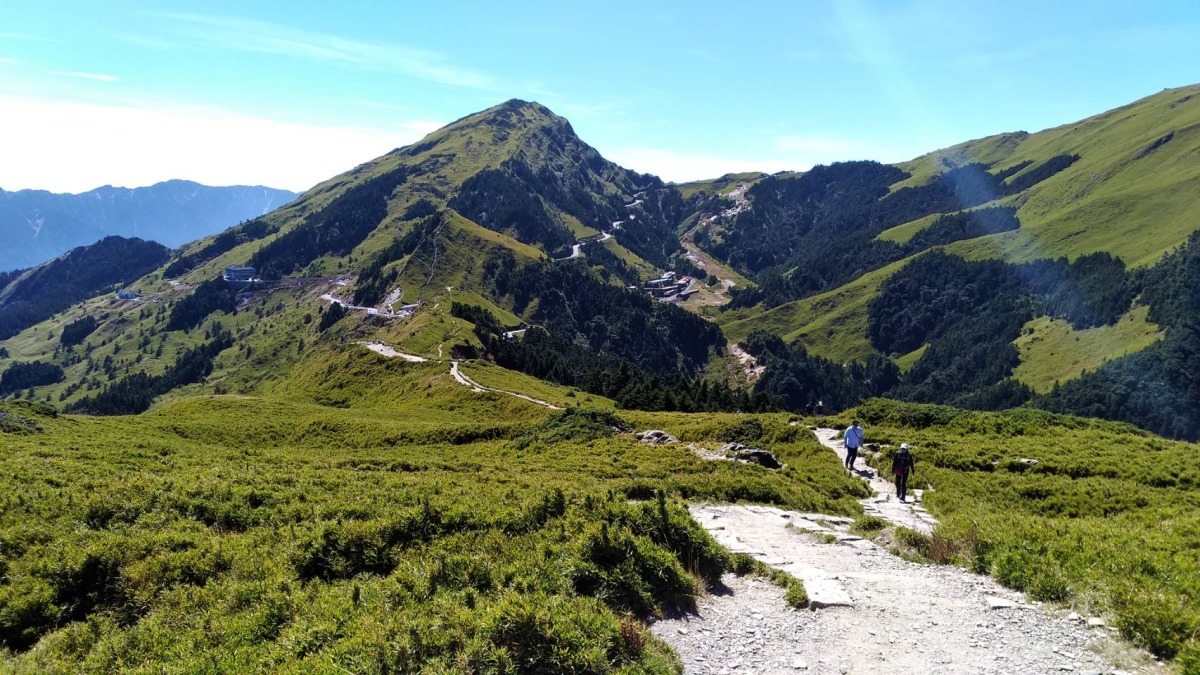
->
xmin=900 ymin=443 xmax=910 ymax=450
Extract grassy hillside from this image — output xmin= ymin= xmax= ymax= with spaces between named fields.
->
xmin=4 ymin=357 xmax=1199 ymax=669
xmin=714 ymin=85 xmax=1200 ymax=397
xmin=915 ymin=85 xmax=1200 ymax=268
xmin=0 ymin=352 xmax=867 ymax=671
xmin=673 ymin=172 xmax=767 ymax=200
xmin=0 ymin=98 xmax=677 ymax=410
xmin=719 ymin=258 xmax=912 ymax=363
xmin=1013 ymin=304 xmax=1165 ymax=393
xmin=156 ymin=99 xmax=667 ymax=292
xmin=874 ymin=212 xmax=943 ymax=244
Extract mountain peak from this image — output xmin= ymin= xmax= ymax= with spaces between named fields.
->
xmin=441 ymin=98 xmax=568 ymax=135
xmin=374 ymin=99 xmax=588 ymax=186
xmin=496 ymin=98 xmax=546 ymax=111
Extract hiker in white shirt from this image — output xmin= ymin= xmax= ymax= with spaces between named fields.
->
xmin=844 ymin=419 xmax=865 ymax=471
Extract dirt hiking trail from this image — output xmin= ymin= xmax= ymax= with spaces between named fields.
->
xmin=357 ymin=342 xmax=562 ymax=410
xmin=652 ymin=429 xmax=1163 ymax=675
xmin=813 ymin=427 xmax=938 ymax=535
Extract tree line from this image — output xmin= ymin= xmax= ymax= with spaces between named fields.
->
xmin=1034 ymin=230 xmax=1200 ymax=439
xmin=744 ymin=330 xmax=900 ymax=412
xmin=167 ymin=277 xmax=237 ymax=331
xmin=451 ymin=258 xmax=773 ymax=412
xmin=0 ymin=361 xmax=66 ymax=396
xmin=847 ymin=242 xmax=1200 ymax=439
xmin=67 ymin=326 xmax=234 ymax=415
xmin=60 ymin=315 xmax=99 ymax=347
xmin=250 ymin=168 xmax=410 ymax=278
xmin=163 ymin=218 xmax=273 ymax=279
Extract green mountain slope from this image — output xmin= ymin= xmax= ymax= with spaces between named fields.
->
xmin=2 ymin=96 xmax=1200 ymax=672
xmin=708 ymin=85 xmax=1200 ymax=394
xmin=914 ymin=85 xmax=1200 ymax=267
xmin=0 ymin=101 xmax=727 ymax=416
xmin=718 ymin=259 xmax=910 ymax=363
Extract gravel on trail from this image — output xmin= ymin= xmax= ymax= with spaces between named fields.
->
xmin=650 ymin=429 xmax=1165 ymax=675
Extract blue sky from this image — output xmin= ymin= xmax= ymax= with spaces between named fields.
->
xmin=1 ymin=1 xmax=1197 ymax=192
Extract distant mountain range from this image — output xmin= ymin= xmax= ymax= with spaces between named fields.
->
xmin=0 ymin=180 xmax=298 ymax=271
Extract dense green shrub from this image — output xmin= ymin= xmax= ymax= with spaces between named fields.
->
xmin=167 ymin=277 xmax=236 ymax=331
xmin=251 ymin=168 xmax=409 ymax=278
xmin=68 ymin=330 xmax=233 ymax=415
xmin=2 ymin=389 xmax=869 ymax=669
xmin=0 ymin=236 xmax=169 ymax=340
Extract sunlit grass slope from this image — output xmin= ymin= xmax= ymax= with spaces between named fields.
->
xmin=875 ymin=213 xmax=943 ymax=244
xmin=1012 ymin=304 xmax=1165 ymax=393
xmin=457 ymin=360 xmax=617 ymax=410
xmin=0 ymin=349 xmax=867 ymax=672
xmin=910 ymin=85 xmax=1200 ymax=268
xmin=725 ymin=86 xmax=1200 ymax=380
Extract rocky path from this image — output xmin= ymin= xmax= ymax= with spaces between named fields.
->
xmin=651 ymin=428 xmax=1163 ymax=674
xmin=728 ymin=342 xmax=765 ymax=382
xmin=319 ymin=291 xmax=416 ymax=319
xmin=814 ymin=428 xmax=938 ymax=534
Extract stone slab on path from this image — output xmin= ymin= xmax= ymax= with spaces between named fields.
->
xmin=698 ymin=504 xmax=856 ymax=610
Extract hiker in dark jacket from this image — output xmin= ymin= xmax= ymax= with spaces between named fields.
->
xmin=891 ymin=443 xmax=916 ymax=502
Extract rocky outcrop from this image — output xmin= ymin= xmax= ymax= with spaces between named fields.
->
xmin=720 ymin=442 xmax=784 ymax=469
xmin=636 ymin=429 xmax=679 ymax=445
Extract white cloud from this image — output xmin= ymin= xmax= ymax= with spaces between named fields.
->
xmin=0 ymin=95 xmax=443 ymax=193
xmin=157 ymin=13 xmax=500 ymax=91
xmin=112 ymin=33 xmax=180 ymax=50
xmin=45 ymin=70 xmax=121 ymax=82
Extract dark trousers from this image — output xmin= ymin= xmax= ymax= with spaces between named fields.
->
xmin=896 ymin=472 xmax=909 ymax=499
xmin=845 ymin=447 xmax=859 ymax=469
